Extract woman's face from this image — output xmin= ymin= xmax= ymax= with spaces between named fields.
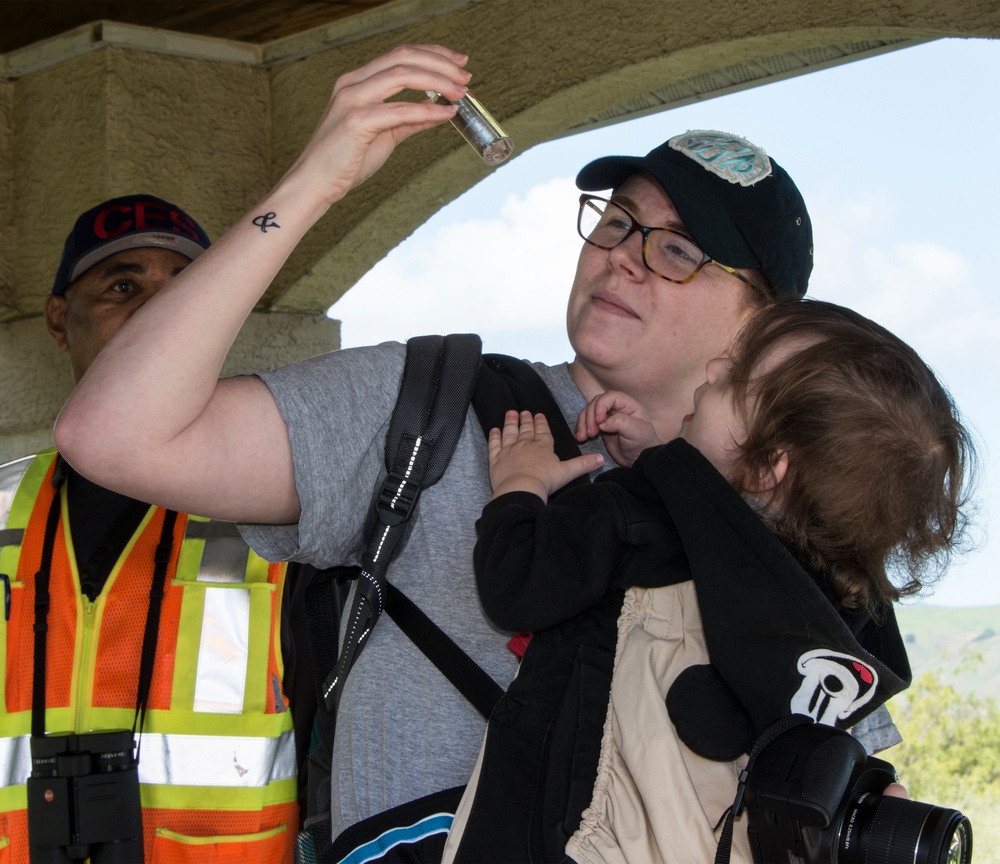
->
xmin=565 ymin=173 xmax=758 ymax=429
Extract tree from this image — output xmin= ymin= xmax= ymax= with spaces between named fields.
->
xmin=886 ymin=671 xmax=1000 ymax=863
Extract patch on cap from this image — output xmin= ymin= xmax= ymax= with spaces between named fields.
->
xmin=51 ymin=193 xmax=211 ymax=296
xmin=667 ymin=130 xmax=772 ymax=187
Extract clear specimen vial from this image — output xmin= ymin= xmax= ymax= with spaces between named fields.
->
xmin=428 ymin=91 xmax=515 ymax=167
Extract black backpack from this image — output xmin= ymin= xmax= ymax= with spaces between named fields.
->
xmin=295 ymin=334 xmax=588 ymax=864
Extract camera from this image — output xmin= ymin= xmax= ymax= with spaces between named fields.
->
xmin=27 ymin=729 xmax=143 ymax=863
xmin=744 ymin=721 xmax=972 ymax=864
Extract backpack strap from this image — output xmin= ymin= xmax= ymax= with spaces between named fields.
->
xmin=297 ymin=345 xmax=584 ymax=862
xmin=382 ymin=355 xmax=587 ymax=719
xmin=476 ymin=353 xmax=587 ymax=464
xmin=385 ymin=585 xmax=503 ymax=719
xmin=321 ymin=334 xmax=483 ymax=717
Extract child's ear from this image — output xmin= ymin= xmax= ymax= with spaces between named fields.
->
xmin=755 ymin=449 xmax=789 ymax=492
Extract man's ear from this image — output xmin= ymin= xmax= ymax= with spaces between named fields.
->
xmin=44 ymin=294 xmax=69 ymax=352
xmin=755 ymin=449 xmax=789 ymax=493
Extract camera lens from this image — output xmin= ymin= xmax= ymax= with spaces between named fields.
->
xmin=837 ymin=792 xmax=972 ymax=864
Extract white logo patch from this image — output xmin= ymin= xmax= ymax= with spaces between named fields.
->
xmin=790 ymin=649 xmax=878 ymax=726
xmin=668 ymin=130 xmax=772 ymax=187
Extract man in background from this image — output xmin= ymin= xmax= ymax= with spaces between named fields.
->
xmin=0 ymin=194 xmax=308 ymax=862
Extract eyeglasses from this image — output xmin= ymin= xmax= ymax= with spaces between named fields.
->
xmin=577 ymin=194 xmax=761 ymax=292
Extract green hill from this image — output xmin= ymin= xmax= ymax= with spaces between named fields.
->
xmin=894 ymin=604 xmax=1000 ymax=701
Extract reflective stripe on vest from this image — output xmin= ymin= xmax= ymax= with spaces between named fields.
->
xmin=0 ymin=728 xmax=295 ymax=790
xmin=0 ymin=452 xmax=293 ymax=800
xmin=0 ymin=734 xmax=29 ymax=789
xmin=138 ymin=728 xmax=296 ymax=787
xmin=183 ymin=517 xmax=260 ymax=714
xmin=0 ymin=456 xmax=33 ymax=577
xmin=0 ymin=455 xmax=33 ymax=532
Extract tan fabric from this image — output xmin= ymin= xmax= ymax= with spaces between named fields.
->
xmin=441 ymin=727 xmax=488 ymax=864
xmin=567 ymin=582 xmax=753 ymax=864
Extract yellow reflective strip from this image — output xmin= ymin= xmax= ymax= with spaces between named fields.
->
xmin=244 ymin=581 xmax=277 ymax=714
xmin=136 ymin=729 xmax=296 ymax=787
xmin=143 ymin=776 xmax=297 ymax=811
xmin=193 ymin=586 xmax=250 ymax=714
xmin=0 ymin=453 xmax=47 ymax=532
xmin=244 ymin=548 xmax=271 ymax=584
xmin=0 ymin=783 xmax=26 ymax=813
xmin=181 ymin=517 xmax=254 ymax=584
xmin=272 ymin=563 xmax=287 ymax=684
xmin=115 ymin=707 xmax=292 ymax=737
xmin=0 ymin=455 xmax=54 ymax=715
xmin=173 ymin=529 xmax=271 ymax=713
xmin=26 ymin=707 xmax=75 ymax=735
xmin=0 ymin=456 xmax=48 ymax=633
xmin=175 ymin=515 xmax=207 ymax=586
xmin=70 ymin=707 xmax=135 ymax=731
xmin=172 ymin=576 xmax=206 ymax=711
xmin=154 ymin=823 xmax=287 ymax=844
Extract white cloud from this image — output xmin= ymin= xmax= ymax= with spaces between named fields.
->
xmin=807 ymin=186 xmax=999 ymax=381
xmin=330 ymin=177 xmax=580 ymax=362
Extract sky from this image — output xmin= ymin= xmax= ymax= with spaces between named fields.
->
xmin=329 ymin=37 xmax=1000 ymax=609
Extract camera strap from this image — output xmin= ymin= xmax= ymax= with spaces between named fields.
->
xmin=133 ymin=510 xmax=178 ymax=750
xmin=712 ymin=713 xmax=812 ymax=864
xmin=30 ymin=464 xmax=177 ymax=747
xmin=30 ymin=483 xmax=66 ymax=739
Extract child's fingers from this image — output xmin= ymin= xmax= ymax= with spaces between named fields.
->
xmin=596 ymin=411 xmax=629 ymax=434
xmin=576 ymin=400 xmax=602 ymax=441
xmin=559 ymin=452 xmax=605 ymax=483
xmin=532 ymin=412 xmax=552 ymax=441
xmin=500 ymin=409 xmax=521 ymax=445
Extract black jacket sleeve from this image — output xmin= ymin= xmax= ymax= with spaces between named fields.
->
xmin=474 ymin=485 xmax=623 ymax=632
xmin=474 ymin=471 xmax=672 ymax=632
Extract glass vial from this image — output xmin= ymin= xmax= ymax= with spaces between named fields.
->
xmin=427 ymin=91 xmax=515 ymax=167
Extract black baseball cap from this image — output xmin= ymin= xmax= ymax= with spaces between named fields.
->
xmin=52 ymin=194 xmax=211 ymax=296
xmin=576 ymin=130 xmax=812 ymax=299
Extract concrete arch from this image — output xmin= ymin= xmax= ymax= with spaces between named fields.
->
xmin=1 ymin=0 xmax=996 ymax=459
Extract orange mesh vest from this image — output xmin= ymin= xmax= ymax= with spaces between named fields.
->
xmin=0 ymin=452 xmax=298 ymax=863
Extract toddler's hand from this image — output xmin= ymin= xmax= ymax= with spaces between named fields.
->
xmin=490 ymin=411 xmax=603 ymax=502
xmin=575 ymin=391 xmax=661 ymax=467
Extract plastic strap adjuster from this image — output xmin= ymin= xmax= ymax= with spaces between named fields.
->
xmin=376 ymin=471 xmax=421 ymax=527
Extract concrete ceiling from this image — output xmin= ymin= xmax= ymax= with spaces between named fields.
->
xmin=0 ymin=1 xmax=400 ymax=54
xmin=2 ymin=0 xmax=997 ymax=322
xmin=1 ymin=0 xmax=996 ymax=462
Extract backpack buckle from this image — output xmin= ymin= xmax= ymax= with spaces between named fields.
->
xmin=377 ymin=471 xmax=421 ymax=527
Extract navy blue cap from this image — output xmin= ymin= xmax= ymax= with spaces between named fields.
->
xmin=576 ymin=130 xmax=812 ymax=299
xmin=52 ymin=194 xmax=211 ymax=295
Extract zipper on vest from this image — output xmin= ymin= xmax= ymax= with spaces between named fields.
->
xmin=74 ymin=594 xmax=99 ymax=730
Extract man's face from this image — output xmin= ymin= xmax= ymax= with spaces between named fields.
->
xmin=45 ymin=247 xmax=190 ymax=383
xmin=566 ymin=172 xmax=757 ymax=424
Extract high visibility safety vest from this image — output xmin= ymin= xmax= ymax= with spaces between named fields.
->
xmin=0 ymin=451 xmax=298 ymax=863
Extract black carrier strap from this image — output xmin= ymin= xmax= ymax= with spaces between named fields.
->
xmin=321 ymin=334 xmax=483 ymax=717
xmin=298 ymin=338 xmax=584 ymax=863
xmin=384 ymin=583 xmax=503 ymax=720
xmin=475 ymin=353 xmax=585 ymax=466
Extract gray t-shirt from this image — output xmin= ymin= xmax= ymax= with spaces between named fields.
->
xmin=239 ymin=341 xmax=898 ymax=835
xmin=240 ymin=343 xmax=605 ymax=836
